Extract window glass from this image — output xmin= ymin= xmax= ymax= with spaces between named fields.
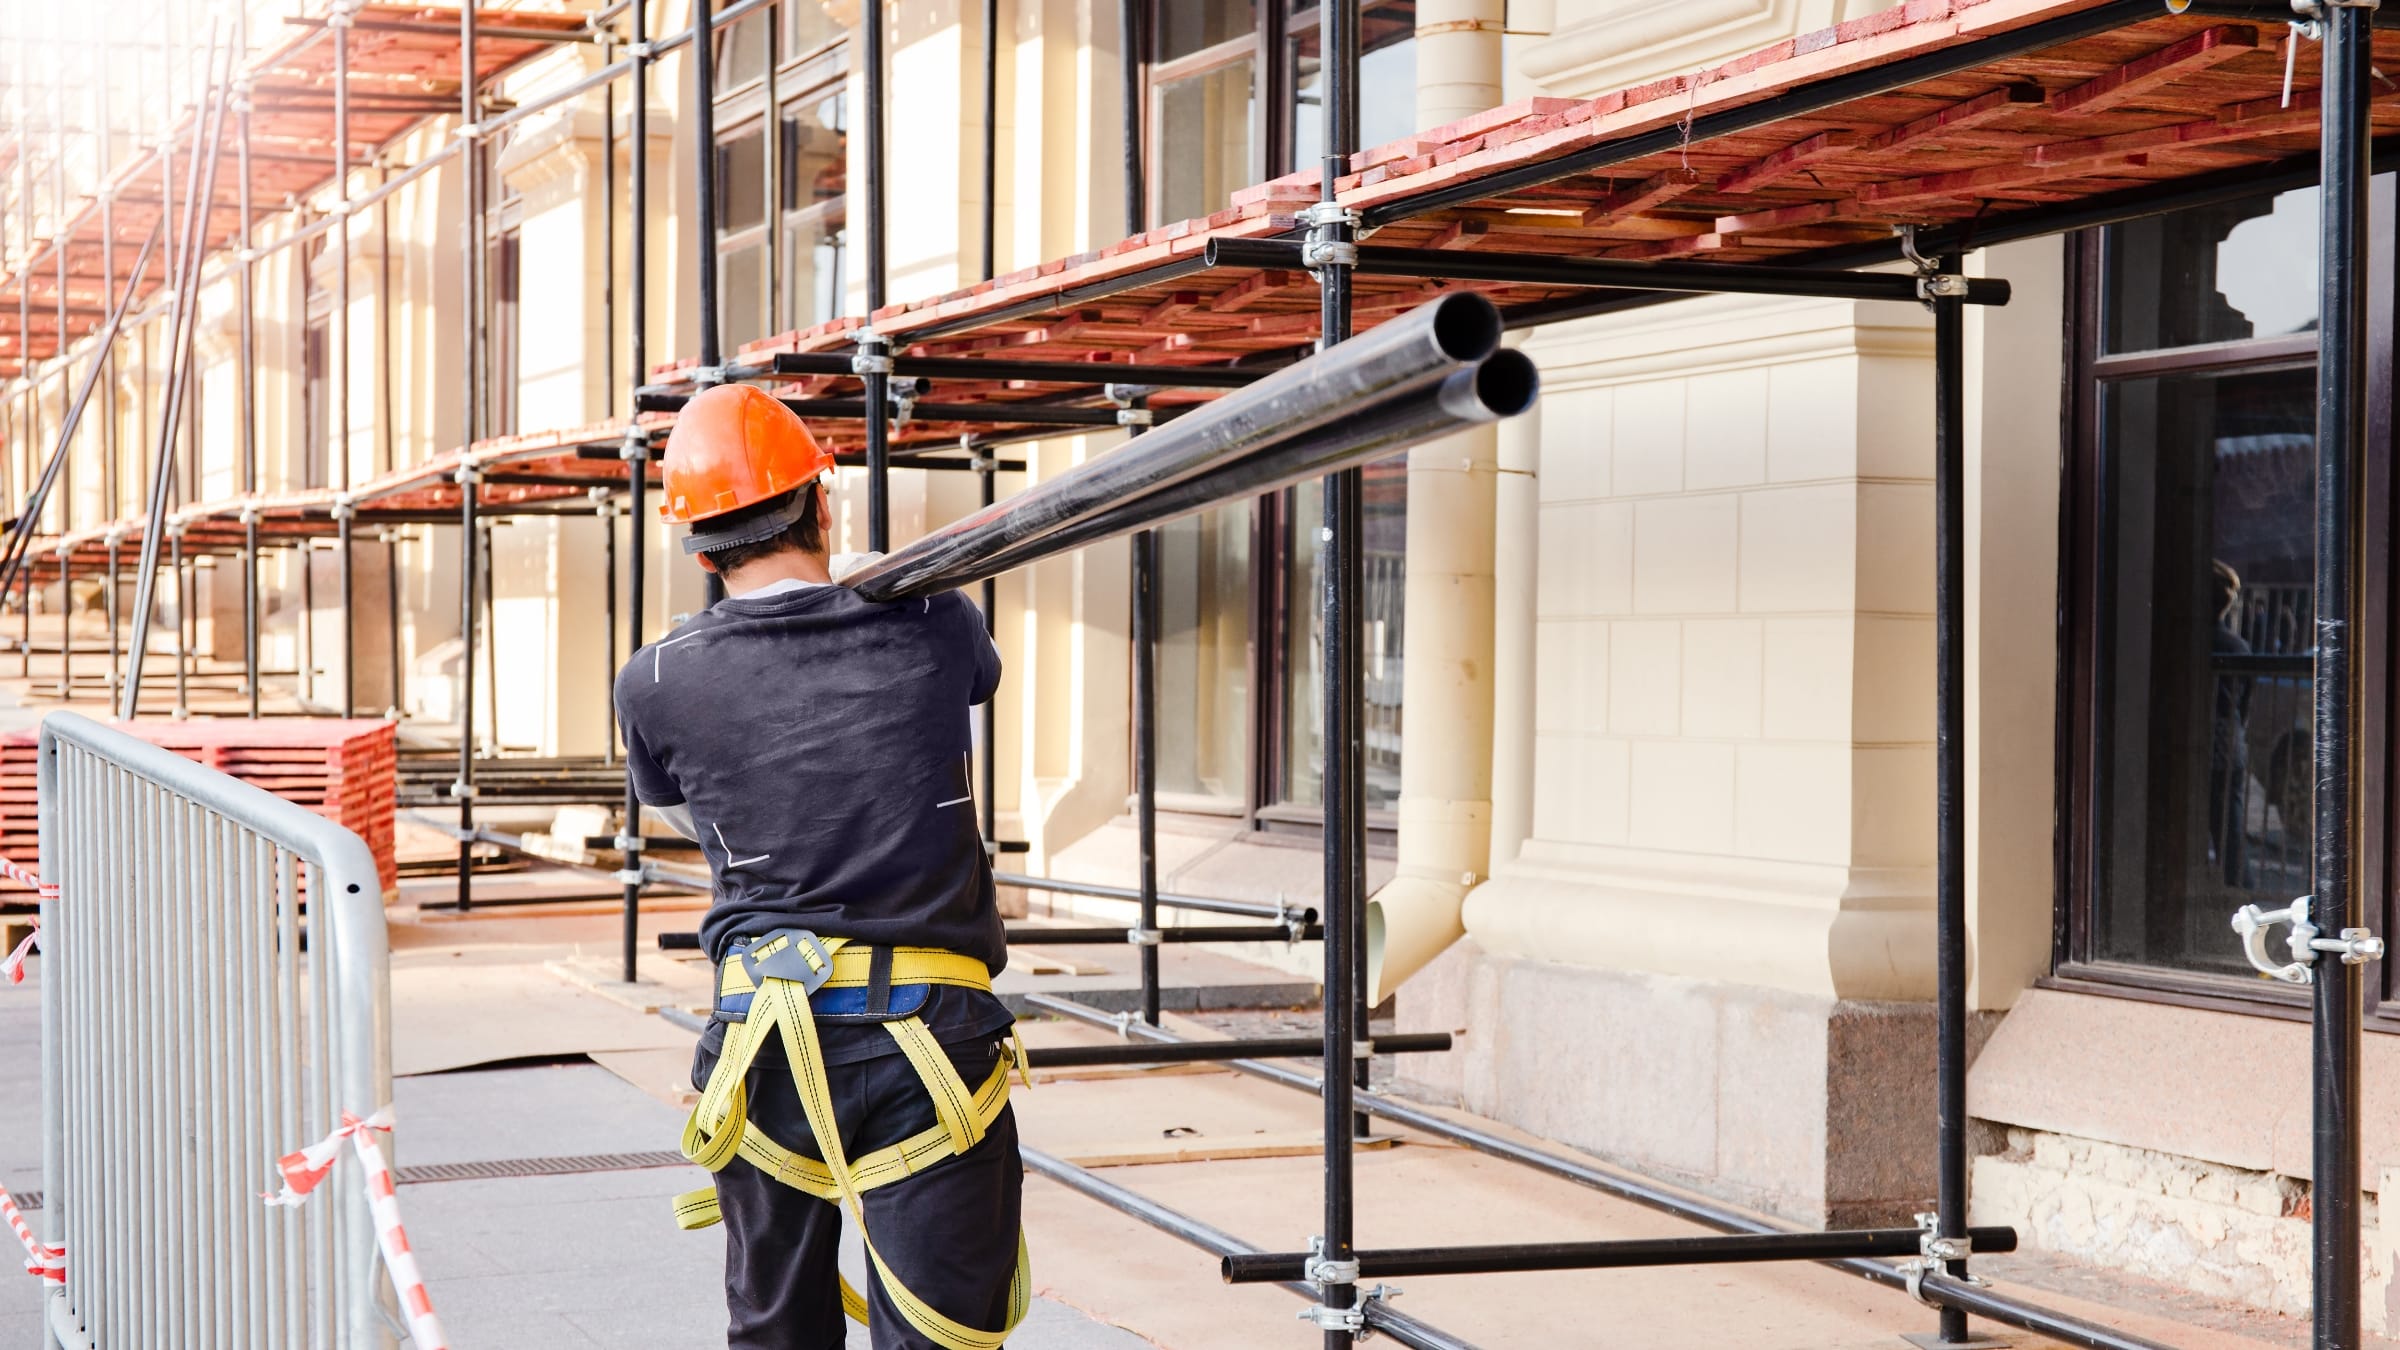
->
xmin=1290 ymin=4 xmax=1419 ymax=166
xmin=1155 ymin=0 xmax=1254 ymax=64
xmin=717 ymin=125 xmax=769 ymax=232
xmin=782 ymin=0 xmax=843 ymax=57
xmin=2104 ymin=185 xmax=2319 ymax=354
xmin=1157 ymin=506 xmax=1254 ymax=803
xmin=1156 ymin=60 xmax=1256 ymax=223
xmin=716 ymin=0 xmax=770 ymax=87
xmin=2090 ymin=364 xmax=2316 ymax=976
xmin=1280 ymin=465 xmax=1407 ymax=811
xmin=719 ymin=243 xmax=768 ymax=352
xmin=783 ymin=89 xmax=848 ymax=328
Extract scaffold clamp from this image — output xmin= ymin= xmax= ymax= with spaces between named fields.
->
xmin=1116 ymin=407 xmax=1154 ymax=427
xmin=453 ymin=465 xmax=484 ymax=486
xmin=447 ymin=781 xmax=479 ymax=801
xmin=852 ymin=330 xmax=894 ymax=376
xmin=1302 ymin=201 xmax=1362 ymax=272
xmin=614 ymin=869 xmax=645 ymax=886
xmin=690 ymin=364 xmax=728 ymax=387
xmin=1125 ymin=926 xmax=1162 ymax=947
xmin=2232 ymin=895 xmax=2386 ymax=984
xmin=619 ymin=426 xmax=652 ymax=462
xmin=1900 ymin=1212 xmax=1987 ymax=1307
xmin=1304 ymin=1236 xmax=1361 ymax=1287
xmin=330 ymin=496 xmax=357 ymax=523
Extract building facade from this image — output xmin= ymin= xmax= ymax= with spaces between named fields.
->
xmin=0 ymin=0 xmax=2382 ymax=1328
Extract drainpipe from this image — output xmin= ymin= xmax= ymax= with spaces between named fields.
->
xmin=1366 ymin=0 xmax=1507 ymax=1005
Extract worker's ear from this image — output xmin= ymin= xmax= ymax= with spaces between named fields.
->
xmin=815 ymin=483 xmax=834 ymax=537
xmin=694 ymin=553 xmax=720 ymax=576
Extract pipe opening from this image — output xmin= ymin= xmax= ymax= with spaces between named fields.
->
xmin=1427 ymin=292 xmax=1505 ymax=364
xmin=1471 ymin=349 xmax=1540 ymax=416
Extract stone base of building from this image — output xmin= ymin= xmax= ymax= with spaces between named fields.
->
xmin=1972 ymin=1127 xmax=2392 ymax=1334
xmin=1393 ymin=937 xmax=1978 ymax=1228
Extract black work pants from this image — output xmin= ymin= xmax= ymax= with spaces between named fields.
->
xmin=700 ymin=1033 xmax=1025 ymax=1350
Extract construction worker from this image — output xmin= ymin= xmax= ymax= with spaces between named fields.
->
xmin=614 ymin=383 xmax=1026 ymax=1350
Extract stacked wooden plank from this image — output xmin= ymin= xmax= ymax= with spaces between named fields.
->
xmin=0 ymin=719 xmax=398 ymax=903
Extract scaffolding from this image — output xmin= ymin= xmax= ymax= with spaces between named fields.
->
xmin=1 ymin=0 xmax=2393 ymax=1347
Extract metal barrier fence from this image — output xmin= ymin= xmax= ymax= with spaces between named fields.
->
xmin=37 ymin=711 xmax=394 ymax=1349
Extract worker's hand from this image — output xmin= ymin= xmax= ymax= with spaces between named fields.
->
xmin=829 ymin=551 xmax=885 ymax=583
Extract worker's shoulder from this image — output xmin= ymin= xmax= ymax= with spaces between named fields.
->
xmin=615 ymin=608 xmax=737 ymax=706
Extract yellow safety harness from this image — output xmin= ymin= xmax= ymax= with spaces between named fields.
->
xmin=674 ymin=929 xmax=1032 ymax=1349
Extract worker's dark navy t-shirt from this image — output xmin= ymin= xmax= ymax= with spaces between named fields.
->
xmin=614 ymin=580 xmax=1010 ymax=1064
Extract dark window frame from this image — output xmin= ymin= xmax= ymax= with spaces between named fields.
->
xmin=1136 ymin=2 xmax=1412 ymax=844
xmin=712 ymin=1 xmax=849 ymax=350
xmin=2051 ymin=196 xmax=2400 ymax=1021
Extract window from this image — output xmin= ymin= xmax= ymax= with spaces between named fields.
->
xmin=1143 ymin=0 xmax=1417 ymax=826
xmin=2060 ymin=179 xmax=2394 ymax=1001
xmin=489 ymin=224 xmax=522 ymax=435
xmin=713 ymin=0 xmax=849 ymax=351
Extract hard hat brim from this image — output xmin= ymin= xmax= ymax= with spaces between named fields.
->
xmin=680 ymin=486 xmax=815 ymax=555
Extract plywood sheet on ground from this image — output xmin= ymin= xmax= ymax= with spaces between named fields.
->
xmin=590 ymin=1048 xmax=703 ymax=1111
xmin=394 ymin=957 xmax=693 ymax=1075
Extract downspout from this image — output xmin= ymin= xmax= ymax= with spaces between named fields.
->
xmin=1365 ymin=0 xmax=1506 ymax=1005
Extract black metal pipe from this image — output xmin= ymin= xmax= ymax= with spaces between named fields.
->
xmin=863 ymin=0 xmax=891 ymax=551
xmin=1359 ymin=0 xmax=2156 ymax=229
xmin=994 ymin=871 xmax=1315 ymax=923
xmin=1020 ymin=1145 xmax=1485 ymax=1350
xmin=170 ymin=532 xmax=189 ymax=717
xmin=2314 ymin=10 xmax=2373 ymax=1349
xmin=841 ymin=293 xmax=1503 ymax=600
xmin=603 ymin=499 xmax=619 ymax=762
xmin=1025 ymin=992 xmax=2180 ymax=1350
xmin=335 ymin=10 xmax=351 ymax=497
xmin=620 ymin=0 xmax=654 ymax=984
xmin=1318 ymin=0 xmax=1366 ymax=1332
xmin=761 ymin=350 xmax=1275 ymax=388
xmin=119 ymin=27 xmax=229 ymax=720
xmin=980 ymin=0 xmax=999 ymax=282
xmin=338 ymin=510 xmax=355 ymax=718
xmin=283 ymin=15 xmax=604 ymax=43
xmin=386 ymin=529 xmax=403 ymax=715
xmin=637 ymin=392 xmax=1149 ymax=426
xmin=1205 ymin=238 xmax=2010 ymax=307
xmin=604 ymin=80 xmax=618 ymax=416
xmin=694 ymin=0 xmax=719 ymax=377
xmin=239 ymin=36 xmax=260 ymax=719
xmin=1931 ymin=249 xmax=1971 ymax=1344
xmin=954 ymin=356 xmax=1536 ymax=587
xmin=1025 ymin=1033 xmax=1448 ymax=1068
xmin=457 ymin=0 xmax=483 ymax=911
xmin=1005 ymin=923 xmax=1319 ymax=944
xmin=106 ymin=542 xmax=121 ymax=712
xmin=1225 ymin=1227 xmax=2020 ymax=1282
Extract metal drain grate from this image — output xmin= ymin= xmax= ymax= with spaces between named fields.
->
xmin=396 ymin=1150 xmax=693 ymax=1185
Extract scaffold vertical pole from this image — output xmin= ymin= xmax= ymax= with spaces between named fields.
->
xmin=1931 ymin=249 xmax=1974 ymax=1347
xmin=1115 ymin=0 xmax=1163 ymax=1025
xmin=603 ymin=76 xmax=618 ymax=417
xmin=171 ymin=530 xmax=189 ymax=718
xmin=2314 ymin=6 xmax=2375 ymax=1348
xmin=863 ymin=0 xmax=891 ymax=552
xmin=603 ymin=494 xmax=619 ymax=764
xmin=976 ymin=0 xmax=1002 ymax=858
xmin=338 ymin=506 xmax=356 ymax=718
xmin=695 ymin=0 xmax=725 ymax=612
xmin=620 ymin=0 xmax=655 ymax=984
xmin=456 ymin=0 xmax=482 ymax=911
xmin=1316 ymin=0 xmax=1363 ymax=1342
xmin=237 ymin=3 xmax=261 ymax=718
xmin=56 ymin=547 xmax=70 ymax=701
xmin=334 ymin=1 xmax=351 ymax=499
xmin=106 ymin=541 xmax=120 ymax=712
xmin=386 ymin=528 xmax=404 ymax=716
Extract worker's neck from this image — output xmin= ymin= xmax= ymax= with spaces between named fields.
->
xmin=722 ymin=549 xmax=834 ymax=596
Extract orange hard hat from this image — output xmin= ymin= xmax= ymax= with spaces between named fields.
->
xmin=659 ymin=383 xmax=835 ymax=526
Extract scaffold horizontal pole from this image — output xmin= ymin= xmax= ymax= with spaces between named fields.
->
xmin=1222 ymin=1226 xmax=2019 ymax=1282
xmin=1024 ymin=1033 xmax=1449 ymax=1069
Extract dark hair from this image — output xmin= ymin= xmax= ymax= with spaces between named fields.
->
xmin=698 ymin=484 xmax=825 ymax=573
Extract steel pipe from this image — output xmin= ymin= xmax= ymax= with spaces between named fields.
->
xmin=1020 ymin=1146 xmax=1485 ymax=1350
xmin=953 ymin=353 xmax=1536 ymax=586
xmin=770 ymin=350 xmax=1274 ymax=388
xmin=1205 ymin=238 xmax=2011 ymax=306
xmin=1023 ymin=1033 xmax=1449 ymax=1068
xmin=2312 ymin=9 xmax=2374 ymax=1349
xmin=994 ymin=872 xmax=1315 ymax=923
xmin=841 ymin=293 xmax=1508 ymax=600
xmin=1026 ymin=992 xmax=2177 ymax=1350
xmin=1004 ymin=923 xmax=1319 ymax=944
xmin=1225 ymin=1226 xmax=2019 ymax=1282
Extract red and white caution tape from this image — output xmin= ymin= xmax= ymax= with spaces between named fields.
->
xmin=0 ymin=1185 xmax=62 ymax=1284
xmin=0 ymin=855 xmax=43 ymax=892
xmin=2 ymin=925 xmax=40 ymax=986
xmin=264 ymin=1109 xmax=449 ymax=1350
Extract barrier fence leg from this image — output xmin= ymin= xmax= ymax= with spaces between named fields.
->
xmin=618 ymin=0 xmax=654 ymax=986
xmin=2313 ymin=9 xmax=2375 ymax=1350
